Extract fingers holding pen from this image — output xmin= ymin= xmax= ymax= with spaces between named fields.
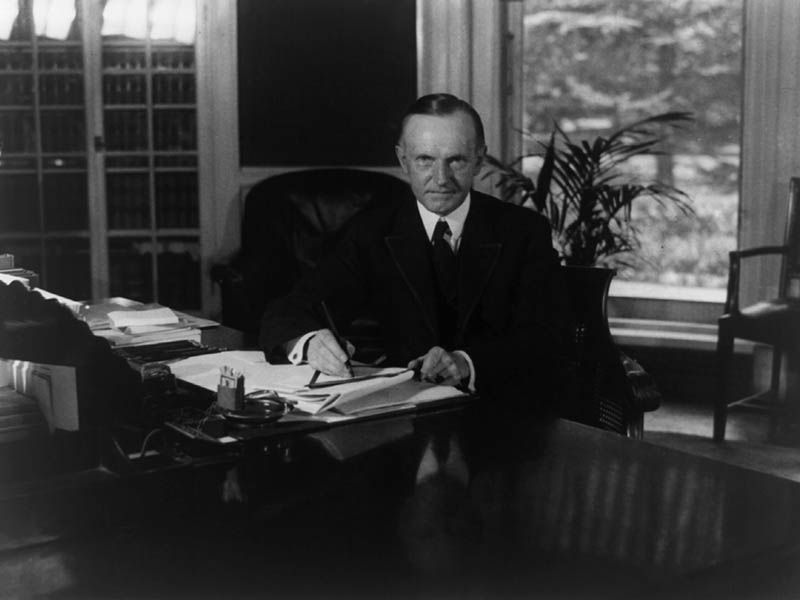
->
xmin=308 ymin=329 xmax=353 ymax=377
xmin=408 ymin=346 xmax=470 ymax=386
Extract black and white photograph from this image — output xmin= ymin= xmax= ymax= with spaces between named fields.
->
xmin=1 ymin=1 xmax=799 ymax=598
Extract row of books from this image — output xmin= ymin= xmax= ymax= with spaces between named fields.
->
xmin=39 ymin=73 xmax=85 ymax=105
xmin=1 ymin=109 xmax=194 ymax=155
xmin=0 ymin=48 xmax=82 ymax=72
xmin=39 ymin=110 xmax=86 ymax=153
xmin=102 ymin=73 xmax=195 ymax=105
xmin=0 ymin=112 xmax=36 ymax=154
xmin=153 ymin=109 xmax=197 ymax=151
xmin=107 ymin=171 xmax=199 ymax=230
xmin=0 ymin=177 xmax=89 ymax=234
xmin=0 ymin=174 xmax=39 ymax=232
xmin=103 ymin=109 xmax=198 ymax=152
xmin=42 ymin=174 xmax=89 ymax=231
xmin=0 ymin=48 xmax=33 ymax=71
xmin=0 ymin=74 xmax=33 ymax=105
xmin=102 ymin=47 xmax=194 ymax=71
xmin=108 ymin=242 xmax=201 ymax=310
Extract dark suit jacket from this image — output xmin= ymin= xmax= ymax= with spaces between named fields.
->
xmin=260 ymin=190 xmax=568 ymax=405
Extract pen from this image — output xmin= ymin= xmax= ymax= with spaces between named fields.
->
xmin=306 ymin=368 xmax=413 ymax=389
xmin=320 ymin=300 xmax=354 ymax=377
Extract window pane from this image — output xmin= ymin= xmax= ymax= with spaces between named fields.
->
xmin=106 ymin=172 xmax=150 ymax=229
xmin=40 ymin=108 xmax=85 ymax=151
xmin=157 ymin=237 xmax=200 ymax=309
xmin=155 ymin=171 xmax=197 ymax=228
xmin=43 ymin=172 xmax=87 ymax=231
xmin=153 ymin=108 xmax=195 ymax=150
xmin=104 ymin=108 xmax=147 ymax=150
xmin=44 ymin=237 xmax=90 ymax=300
xmin=0 ymin=174 xmax=39 ymax=232
xmin=521 ymin=0 xmax=741 ymax=289
xmin=109 ymin=237 xmax=153 ymax=302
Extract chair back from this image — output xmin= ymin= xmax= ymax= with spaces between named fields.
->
xmin=222 ymin=168 xmax=409 ymax=335
xmin=780 ymin=177 xmax=800 ymax=300
xmin=242 ymin=168 xmax=409 ymax=282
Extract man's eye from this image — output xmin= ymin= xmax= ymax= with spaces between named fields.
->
xmin=450 ymin=158 xmax=468 ymax=170
xmin=415 ymin=157 xmax=434 ymax=168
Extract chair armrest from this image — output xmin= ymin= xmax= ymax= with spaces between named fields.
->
xmin=620 ymin=352 xmax=661 ymax=413
xmin=210 ymin=262 xmax=243 ymax=286
xmin=730 ymin=245 xmax=788 ymax=260
xmin=725 ymin=245 xmax=790 ymax=314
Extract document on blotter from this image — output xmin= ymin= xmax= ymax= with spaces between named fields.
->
xmin=168 ymin=351 xmax=469 ymax=416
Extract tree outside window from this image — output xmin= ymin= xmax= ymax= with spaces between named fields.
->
xmin=521 ymin=0 xmax=741 ymax=289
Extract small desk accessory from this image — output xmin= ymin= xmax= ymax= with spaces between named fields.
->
xmin=217 ymin=366 xmax=244 ymax=410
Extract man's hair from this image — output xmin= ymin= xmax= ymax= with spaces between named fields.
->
xmin=398 ymin=93 xmax=486 ymax=149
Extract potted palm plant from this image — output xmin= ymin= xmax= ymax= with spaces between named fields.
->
xmin=487 ymin=111 xmax=694 ymax=269
xmin=486 ymin=112 xmax=695 ymax=435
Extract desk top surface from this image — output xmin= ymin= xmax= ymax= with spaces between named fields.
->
xmin=3 ymin=397 xmax=800 ymax=599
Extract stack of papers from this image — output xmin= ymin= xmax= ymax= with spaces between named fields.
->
xmin=168 ymin=351 xmax=468 ymax=417
xmin=81 ymin=298 xmax=215 ymax=347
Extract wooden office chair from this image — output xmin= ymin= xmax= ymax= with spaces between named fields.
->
xmin=211 ymin=168 xmax=410 ymax=349
xmin=714 ymin=177 xmax=800 ymax=441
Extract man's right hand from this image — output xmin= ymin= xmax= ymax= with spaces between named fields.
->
xmin=307 ymin=329 xmax=354 ymax=377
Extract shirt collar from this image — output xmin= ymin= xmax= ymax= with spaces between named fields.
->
xmin=416 ymin=193 xmax=471 ymax=244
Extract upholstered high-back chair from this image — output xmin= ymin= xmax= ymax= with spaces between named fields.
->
xmin=211 ymin=168 xmax=410 ymax=349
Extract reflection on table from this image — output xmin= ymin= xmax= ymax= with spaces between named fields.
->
xmin=2 ymin=402 xmax=800 ymax=598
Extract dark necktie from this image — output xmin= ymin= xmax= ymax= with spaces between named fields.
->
xmin=432 ymin=219 xmax=457 ymax=304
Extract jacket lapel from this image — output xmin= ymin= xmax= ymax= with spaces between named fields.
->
xmin=456 ymin=195 xmax=501 ymax=340
xmin=384 ymin=202 xmax=439 ymax=337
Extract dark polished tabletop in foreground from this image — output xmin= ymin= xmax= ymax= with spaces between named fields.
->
xmin=3 ymin=400 xmax=800 ymax=599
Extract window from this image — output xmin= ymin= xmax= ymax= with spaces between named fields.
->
xmin=514 ymin=0 xmax=742 ymax=298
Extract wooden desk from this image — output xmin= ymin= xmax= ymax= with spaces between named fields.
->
xmin=2 ymin=400 xmax=800 ymax=598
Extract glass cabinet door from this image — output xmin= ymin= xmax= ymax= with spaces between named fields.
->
xmin=0 ymin=0 xmax=91 ymax=301
xmin=0 ymin=0 xmax=200 ymax=309
xmin=101 ymin=0 xmax=199 ymax=308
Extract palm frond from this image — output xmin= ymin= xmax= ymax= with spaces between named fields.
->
xmin=486 ymin=111 xmax=695 ymax=268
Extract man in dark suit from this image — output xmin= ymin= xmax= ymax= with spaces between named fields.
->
xmin=260 ymin=94 xmax=567 ymax=401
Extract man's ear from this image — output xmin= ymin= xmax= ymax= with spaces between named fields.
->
xmin=395 ymin=144 xmax=409 ymax=175
xmin=473 ymin=145 xmax=487 ymax=174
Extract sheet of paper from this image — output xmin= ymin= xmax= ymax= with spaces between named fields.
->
xmin=1 ymin=360 xmax=79 ymax=432
xmin=108 ymin=307 xmax=179 ymax=328
xmin=170 ymin=351 xmax=407 ymax=393
xmin=33 ymin=288 xmax=86 ymax=314
xmin=168 ymin=351 xmax=439 ymax=415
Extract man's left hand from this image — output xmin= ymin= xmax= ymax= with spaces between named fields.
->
xmin=408 ymin=346 xmax=470 ymax=386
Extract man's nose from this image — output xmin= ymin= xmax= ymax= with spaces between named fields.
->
xmin=433 ymin=160 xmax=452 ymax=184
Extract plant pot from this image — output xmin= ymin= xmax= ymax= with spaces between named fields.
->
xmin=562 ymin=265 xmax=615 ymax=358
xmin=559 ymin=266 xmax=631 ymax=434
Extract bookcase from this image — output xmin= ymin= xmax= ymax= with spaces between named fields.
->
xmin=0 ymin=0 xmax=206 ymax=310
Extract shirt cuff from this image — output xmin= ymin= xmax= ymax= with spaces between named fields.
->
xmin=453 ymin=350 xmax=476 ymax=392
xmin=288 ymin=331 xmax=319 ymax=364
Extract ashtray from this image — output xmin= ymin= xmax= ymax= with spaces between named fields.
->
xmin=220 ymin=393 xmax=294 ymax=425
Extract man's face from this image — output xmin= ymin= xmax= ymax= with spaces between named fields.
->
xmin=396 ymin=111 xmax=486 ymax=216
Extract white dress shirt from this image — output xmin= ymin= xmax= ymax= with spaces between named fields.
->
xmin=415 ymin=191 xmax=470 ymax=253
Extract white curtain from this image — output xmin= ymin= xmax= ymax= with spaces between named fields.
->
xmin=739 ymin=0 xmax=800 ymax=306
